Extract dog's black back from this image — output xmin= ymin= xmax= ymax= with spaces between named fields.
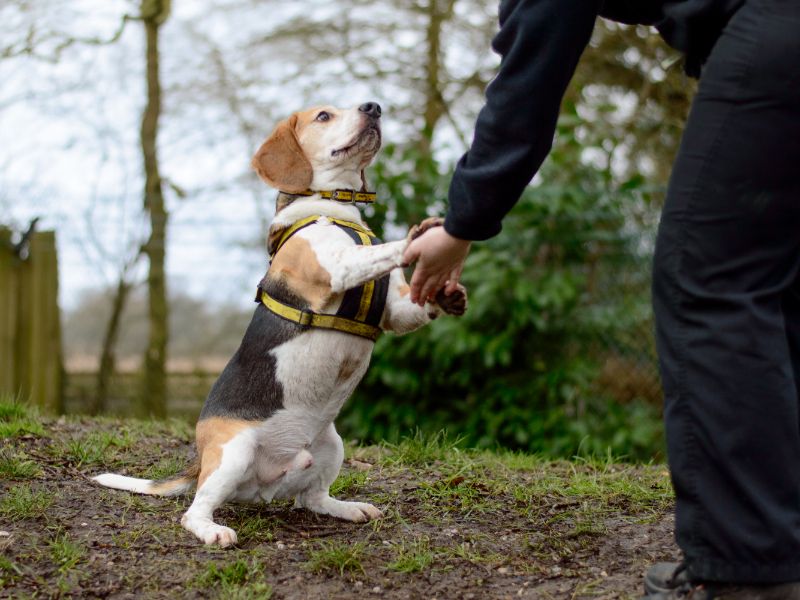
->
xmin=198 ymin=278 xmax=306 ymax=422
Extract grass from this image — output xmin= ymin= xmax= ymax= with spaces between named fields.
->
xmin=55 ymin=429 xmax=139 ymax=468
xmin=143 ymin=455 xmax=186 ymax=480
xmin=360 ymin=431 xmax=674 ymax=541
xmin=0 ymin=555 xmax=22 ymax=587
xmin=117 ymin=493 xmax=162 ymax=519
xmin=0 ymin=484 xmax=53 ymax=519
xmin=198 ymin=559 xmax=273 ymax=599
xmin=414 ymin=477 xmax=495 ymax=517
xmin=305 ymin=540 xmax=368 ymax=577
xmin=0 ymin=410 xmax=675 ymax=598
xmin=329 ymin=469 xmax=368 ymax=496
xmin=225 ymin=512 xmax=276 ymax=545
xmin=484 ymin=448 xmax=546 ymax=472
xmin=440 ymin=540 xmax=503 ymax=566
xmin=200 ymin=559 xmax=256 ymax=586
xmin=0 ymin=394 xmax=45 ymax=438
xmin=0 ymin=449 xmax=42 ymax=479
xmin=48 ymin=532 xmax=85 ymax=574
xmin=111 ymin=526 xmax=150 ymax=550
xmin=124 ymin=417 xmax=194 ymax=442
xmin=0 ymin=395 xmax=29 ymax=422
xmin=387 ymin=537 xmax=434 ymax=573
xmin=562 ymin=460 xmax=672 ymax=507
xmin=382 ymin=429 xmax=466 ymax=467
xmin=62 ymin=434 xmax=111 ymax=467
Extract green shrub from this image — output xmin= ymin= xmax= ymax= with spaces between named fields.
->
xmin=341 ymin=125 xmax=664 ymax=461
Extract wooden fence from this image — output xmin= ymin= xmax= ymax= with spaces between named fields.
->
xmin=0 ymin=226 xmax=63 ymax=413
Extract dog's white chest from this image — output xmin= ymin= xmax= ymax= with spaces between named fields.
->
xmin=270 ymin=329 xmax=373 ymax=415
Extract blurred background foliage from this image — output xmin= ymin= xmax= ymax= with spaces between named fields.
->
xmin=1 ymin=0 xmax=698 ymax=461
xmin=348 ymin=101 xmax=665 ymax=461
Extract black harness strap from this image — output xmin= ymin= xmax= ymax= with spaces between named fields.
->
xmin=333 ymin=226 xmax=389 ymax=330
xmin=262 ymin=215 xmax=390 ymax=339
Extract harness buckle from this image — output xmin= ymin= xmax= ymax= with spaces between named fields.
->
xmin=331 ymin=189 xmax=356 ymax=204
xmin=297 ymin=310 xmax=315 ymax=327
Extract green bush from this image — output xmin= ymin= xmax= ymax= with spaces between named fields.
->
xmin=340 ymin=127 xmax=664 ymax=462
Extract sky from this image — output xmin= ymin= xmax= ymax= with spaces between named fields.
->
xmin=0 ymin=0 xmax=492 ymax=311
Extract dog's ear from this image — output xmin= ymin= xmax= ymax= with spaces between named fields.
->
xmin=251 ymin=115 xmax=313 ymax=193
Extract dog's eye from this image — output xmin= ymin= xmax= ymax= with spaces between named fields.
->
xmin=315 ymin=111 xmax=331 ymax=122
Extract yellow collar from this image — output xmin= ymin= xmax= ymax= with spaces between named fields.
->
xmin=286 ymin=189 xmax=377 ymax=204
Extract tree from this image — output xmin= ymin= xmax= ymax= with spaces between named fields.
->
xmin=139 ymin=0 xmax=170 ymax=418
xmin=2 ymin=0 xmax=695 ymax=434
xmin=0 ymin=0 xmax=149 ymax=415
xmin=92 ymin=253 xmax=141 ymax=415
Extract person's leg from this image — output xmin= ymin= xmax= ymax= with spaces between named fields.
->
xmin=652 ymin=0 xmax=800 ymax=584
xmin=783 ymin=274 xmax=800 ymax=422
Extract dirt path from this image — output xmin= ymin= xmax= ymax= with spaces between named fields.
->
xmin=0 ymin=413 xmax=678 ymax=599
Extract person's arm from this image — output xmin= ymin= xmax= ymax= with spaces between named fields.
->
xmin=599 ymin=1 xmax=662 ymax=25
xmin=444 ymin=0 xmax=604 ymax=241
xmin=404 ymin=0 xmax=603 ymax=304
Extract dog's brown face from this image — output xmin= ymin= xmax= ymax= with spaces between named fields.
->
xmin=252 ymin=103 xmax=382 ymax=194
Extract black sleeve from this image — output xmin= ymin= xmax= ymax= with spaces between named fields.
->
xmin=444 ymin=0 xmax=603 ymax=241
xmin=599 ymin=0 xmax=663 ymax=24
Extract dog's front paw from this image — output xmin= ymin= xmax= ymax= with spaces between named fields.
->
xmin=183 ymin=515 xmax=238 ymax=548
xmin=204 ymin=524 xmax=238 ymax=548
xmin=407 ymin=216 xmax=444 ymax=243
xmin=307 ymin=497 xmax=383 ymax=522
xmin=435 ymin=284 xmax=468 ymax=316
xmin=336 ymin=501 xmax=383 ymax=522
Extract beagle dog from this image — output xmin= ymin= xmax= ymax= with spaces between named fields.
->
xmin=92 ymin=102 xmax=467 ymax=547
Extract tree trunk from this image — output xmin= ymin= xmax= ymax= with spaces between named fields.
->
xmin=91 ymin=274 xmax=133 ymax=415
xmin=408 ymin=0 xmax=456 ymax=224
xmin=140 ymin=0 xmax=169 ymax=418
xmin=417 ymin=0 xmax=451 ymax=159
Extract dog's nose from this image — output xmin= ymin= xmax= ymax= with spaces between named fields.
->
xmin=359 ymin=102 xmax=382 ymax=118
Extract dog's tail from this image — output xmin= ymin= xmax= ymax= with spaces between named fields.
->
xmin=91 ymin=459 xmax=200 ymax=497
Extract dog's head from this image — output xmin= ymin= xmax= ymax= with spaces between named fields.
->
xmin=252 ymin=103 xmax=382 ymax=196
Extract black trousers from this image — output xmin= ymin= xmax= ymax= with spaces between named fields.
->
xmin=653 ymin=0 xmax=800 ymax=584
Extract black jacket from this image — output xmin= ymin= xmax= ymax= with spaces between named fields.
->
xmin=444 ymin=0 xmax=744 ymax=241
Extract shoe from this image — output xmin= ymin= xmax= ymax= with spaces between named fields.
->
xmin=645 ymin=562 xmax=691 ymax=595
xmin=643 ymin=584 xmax=800 ymax=599
xmin=642 ymin=562 xmax=800 ymax=599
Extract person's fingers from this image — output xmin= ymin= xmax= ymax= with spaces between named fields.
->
xmin=422 ymin=273 xmax=448 ymax=305
xmin=436 ymin=273 xmax=450 ymax=298
xmin=445 ymin=267 xmax=461 ymax=294
xmin=442 ymin=262 xmax=463 ymax=294
xmin=416 ymin=280 xmax=431 ymax=306
xmin=402 ymin=240 xmax=421 ymax=267
xmin=409 ymin=265 xmax=428 ymax=304
xmin=426 ymin=281 xmax=442 ymax=304
xmin=453 ymin=262 xmax=464 ymax=282
xmin=419 ymin=283 xmax=435 ymax=306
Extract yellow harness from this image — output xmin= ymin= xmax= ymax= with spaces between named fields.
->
xmin=259 ymin=215 xmax=388 ymax=342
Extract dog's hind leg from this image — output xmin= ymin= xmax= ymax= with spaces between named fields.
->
xmin=252 ymin=408 xmax=320 ymax=482
xmin=181 ymin=426 xmax=257 ymax=548
xmin=256 ymin=447 xmax=314 ymax=484
xmin=294 ymin=423 xmax=382 ymax=522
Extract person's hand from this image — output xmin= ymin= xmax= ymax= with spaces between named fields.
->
xmin=403 ymin=226 xmax=471 ymax=306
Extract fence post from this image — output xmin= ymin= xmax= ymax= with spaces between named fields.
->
xmin=16 ymin=231 xmax=63 ymax=413
xmin=0 ymin=227 xmax=17 ymax=394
